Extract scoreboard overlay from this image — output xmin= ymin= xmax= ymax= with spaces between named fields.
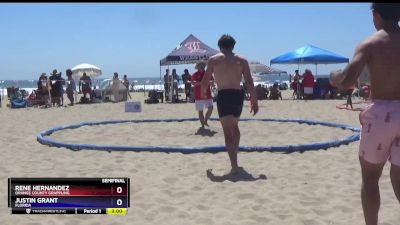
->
xmin=8 ymin=178 xmax=130 ymax=215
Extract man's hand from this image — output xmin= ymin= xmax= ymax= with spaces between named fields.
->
xmin=330 ymin=69 xmax=357 ymax=90
xmin=249 ymin=95 xmax=259 ymax=116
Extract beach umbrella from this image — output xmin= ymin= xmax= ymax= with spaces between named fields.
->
xmin=71 ymin=63 xmax=102 ymax=79
xmin=249 ymin=61 xmax=286 ymax=75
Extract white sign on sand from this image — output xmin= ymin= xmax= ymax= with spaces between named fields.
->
xmin=125 ymin=101 xmax=142 ymax=112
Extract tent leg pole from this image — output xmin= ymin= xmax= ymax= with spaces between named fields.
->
xmin=160 ymin=65 xmax=162 ymax=92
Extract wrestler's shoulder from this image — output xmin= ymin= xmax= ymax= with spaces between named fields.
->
xmin=234 ymin=54 xmax=249 ymax=63
xmin=359 ymin=31 xmax=387 ymax=48
xmin=210 ymin=53 xmax=224 ymax=59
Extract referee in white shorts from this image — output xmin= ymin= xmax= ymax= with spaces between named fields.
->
xmin=191 ymin=61 xmax=214 ymax=128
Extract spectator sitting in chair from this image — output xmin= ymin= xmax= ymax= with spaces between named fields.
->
xmin=269 ymin=82 xmax=282 ymax=100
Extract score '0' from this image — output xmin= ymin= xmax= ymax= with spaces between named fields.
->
xmin=117 ymin=199 xmax=122 ymax=206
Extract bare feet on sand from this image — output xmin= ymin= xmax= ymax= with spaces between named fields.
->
xmin=226 ymin=167 xmax=242 ymax=176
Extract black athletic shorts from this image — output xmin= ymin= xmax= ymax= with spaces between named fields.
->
xmin=217 ymin=89 xmax=245 ymax=118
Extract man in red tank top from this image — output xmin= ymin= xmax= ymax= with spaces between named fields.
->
xmin=191 ymin=61 xmax=214 ymax=128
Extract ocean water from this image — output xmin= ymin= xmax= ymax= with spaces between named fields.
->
xmin=0 ymin=78 xmax=163 ymax=89
xmin=0 ymin=74 xmax=329 ymax=97
xmin=0 ymin=78 xmax=164 ymax=96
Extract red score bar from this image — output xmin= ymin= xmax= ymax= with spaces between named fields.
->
xmin=27 ymin=185 xmax=128 ymax=196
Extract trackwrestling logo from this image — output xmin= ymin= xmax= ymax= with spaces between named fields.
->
xmin=184 ymin=42 xmax=206 ymax=53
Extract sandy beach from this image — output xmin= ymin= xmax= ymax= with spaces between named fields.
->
xmin=0 ymin=90 xmax=398 ymax=225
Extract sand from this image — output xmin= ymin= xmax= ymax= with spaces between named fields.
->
xmin=0 ymin=90 xmax=398 ymax=225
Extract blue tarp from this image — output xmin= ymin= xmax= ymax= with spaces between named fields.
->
xmin=11 ymin=99 xmax=27 ymax=108
xmin=270 ymin=44 xmax=349 ymax=65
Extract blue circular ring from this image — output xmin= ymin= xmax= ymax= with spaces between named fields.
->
xmin=37 ymin=118 xmax=360 ymax=153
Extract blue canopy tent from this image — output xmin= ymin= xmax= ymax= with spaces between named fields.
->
xmin=270 ymin=44 xmax=349 ymax=75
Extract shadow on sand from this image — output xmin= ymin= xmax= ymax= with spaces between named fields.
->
xmin=195 ymin=127 xmax=217 ymax=137
xmin=206 ymin=167 xmax=267 ymax=182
